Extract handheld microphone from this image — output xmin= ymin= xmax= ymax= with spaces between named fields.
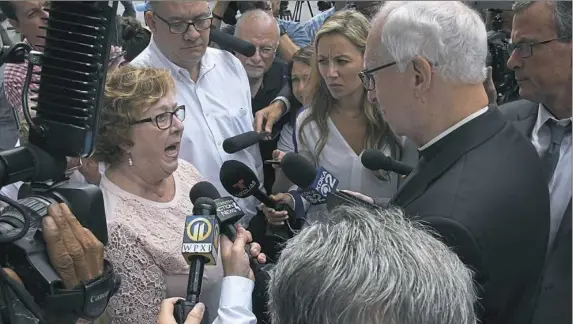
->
xmin=222 ymin=131 xmax=266 ymax=154
xmin=219 ymin=160 xmax=276 ymax=207
xmin=189 ymin=181 xmax=245 ymax=238
xmin=281 ymin=153 xmax=379 ymax=209
xmin=280 ymin=153 xmax=339 ymax=205
xmin=219 ymin=160 xmax=299 ymax=238
xmin=189 ymin=181 xmax=263 ymax=273
xmin=174 ymin=197 xmax=218 ymax=324
xmin=361 ymin=149 xmax=413 ymax=176
xmin=209 ymin=26 xmax=256 ymax=57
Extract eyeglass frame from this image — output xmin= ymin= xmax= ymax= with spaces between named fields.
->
xmin=358 ymin=61 xmax=397 ymax=91
xmin=253 ymin=45 xmax=278 ymax=57
xmin=507 ymin=36 xmax=572 ymax=59
xmin=153 ymin=11 xmax=213 ymax=34
xmin=130 ymin=105 xmax=186 ymax=130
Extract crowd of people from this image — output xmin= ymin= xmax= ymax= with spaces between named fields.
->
xmin=0 ymin=1 xmax=570 ymax=324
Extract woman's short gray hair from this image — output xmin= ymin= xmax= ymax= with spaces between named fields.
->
xmin=268 ymin=206 xmax=477 ymax=324
xmin=376 ymin=1 xmax=488 ymax=84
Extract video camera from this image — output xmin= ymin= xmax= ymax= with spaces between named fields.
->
xmin=0 ymin=2 xmax=119 ymax=323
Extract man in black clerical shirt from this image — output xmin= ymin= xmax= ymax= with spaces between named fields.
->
xmin=233 ymin=9 xmax=297 ymax=193
xmin=358 ymin=2 xmax=549 ymax=324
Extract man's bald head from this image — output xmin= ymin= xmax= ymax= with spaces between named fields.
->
xmin=233 ymin=9 xmax=280 ymax=81
xmin=234 ymin=9 xmax=280 ymax=41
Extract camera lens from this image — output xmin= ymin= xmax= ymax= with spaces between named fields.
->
xmin=0 ymin=196 xmax=55 ymax=236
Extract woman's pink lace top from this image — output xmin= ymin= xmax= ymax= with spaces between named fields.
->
xmin=99 ymin=159 xmax=224 ymax=323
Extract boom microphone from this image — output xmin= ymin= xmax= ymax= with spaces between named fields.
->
xmin=210 ymin=26 xmax=256 ymax=57
xmin=361 ymin=149 xmax=413 ymax=176
xmin=222 ymin=131 xmax=266 ymax=154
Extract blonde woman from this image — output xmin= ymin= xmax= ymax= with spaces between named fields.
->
xmin=266 ymin=10 xmax=417 ymax=224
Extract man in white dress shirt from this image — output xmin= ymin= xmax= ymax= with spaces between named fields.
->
xmin=131 ymin=1 xmax=264 ymax=222
xmin=498 ymin=1 xmax=572 ymax=323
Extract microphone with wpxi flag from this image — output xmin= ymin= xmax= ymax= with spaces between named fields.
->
xmin=173 ymin=197 xmax=218 ymax=324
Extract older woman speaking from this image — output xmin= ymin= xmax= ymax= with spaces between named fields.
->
xmin=93 ymin=66 xmax=223 ymax=324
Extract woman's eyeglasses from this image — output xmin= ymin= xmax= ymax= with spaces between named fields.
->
xmin=131 ymin=105 xmax=186 ymax=130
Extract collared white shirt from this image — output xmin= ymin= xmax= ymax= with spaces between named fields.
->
xmin=213 ymin=276 xmax=257 ymax=324
xmin=531 ymin=104 xmax=572 ymax=249
xmin=131 ymin=38 xmax=263 ymax=222
xmin=419 ymin=106 xmax=489 ymax=151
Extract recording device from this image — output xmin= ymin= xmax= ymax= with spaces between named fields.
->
xmin=361 ymin=149 xmax=413 ymax=176
xmin=174 ymin=197 xmax=218 ymax=324
xmin=209 ymin=26 xmax=256 ymax=57
xmin=0 ymin=2 xmax=119 ymax=322
xmin=280 ymin=153 xmax=378 ymax=209
xmin=222 ymin=131 xmax=268 ymax=154
xmin=219 ymin=160 xmax=300 ymax=236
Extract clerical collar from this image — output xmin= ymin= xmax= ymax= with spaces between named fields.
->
xmin=420 ymin=106 xmax=489 ymax=151
xmin=419 ymin=106 xmax=490 ymax=161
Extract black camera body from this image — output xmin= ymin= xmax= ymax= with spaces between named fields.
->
xmin=0 ymin=181 xmax=107 ymax=305
xmin=0 ymin=1 xmax=120 ymax=322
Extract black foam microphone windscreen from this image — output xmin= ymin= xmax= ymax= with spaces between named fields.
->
xmin=280 ymin=153 xmax=318 ymax=188
xmin=210 ymin=26 xmax=256 ymax=57
xmin=31 ymin=2 xmax=116 ymax=158
xmin=222 ymin=131 xmax=266 ymax=154
xmin=361 ymin=149 xmax=413 ymax=176
xmin=189 ymin=181 xmax=222 ymax=204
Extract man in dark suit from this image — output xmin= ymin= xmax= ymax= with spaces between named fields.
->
xmin=498 ymin=2 xmax=572 ymax=323
xmin=361 ymin=2 xmax=550 ymax=324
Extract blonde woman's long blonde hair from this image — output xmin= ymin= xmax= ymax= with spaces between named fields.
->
xmin=298 ymin=9 xmax=401 ymax=164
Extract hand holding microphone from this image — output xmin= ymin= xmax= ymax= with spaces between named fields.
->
xmin=220 ymin=225 xmax=266 ymax=281
xmin=260 ymin=193 xmax=294 ymax=226
xmin=159 ymin=299 xmax=205 ymax=324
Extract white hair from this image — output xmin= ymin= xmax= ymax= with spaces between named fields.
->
xmin=375 ymin=1 xmax=488 ymax=84
xmin=268 ymin=206 xmax=478 ymax=324
xmin=234 ymin=9 xmax=280 ymax=42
